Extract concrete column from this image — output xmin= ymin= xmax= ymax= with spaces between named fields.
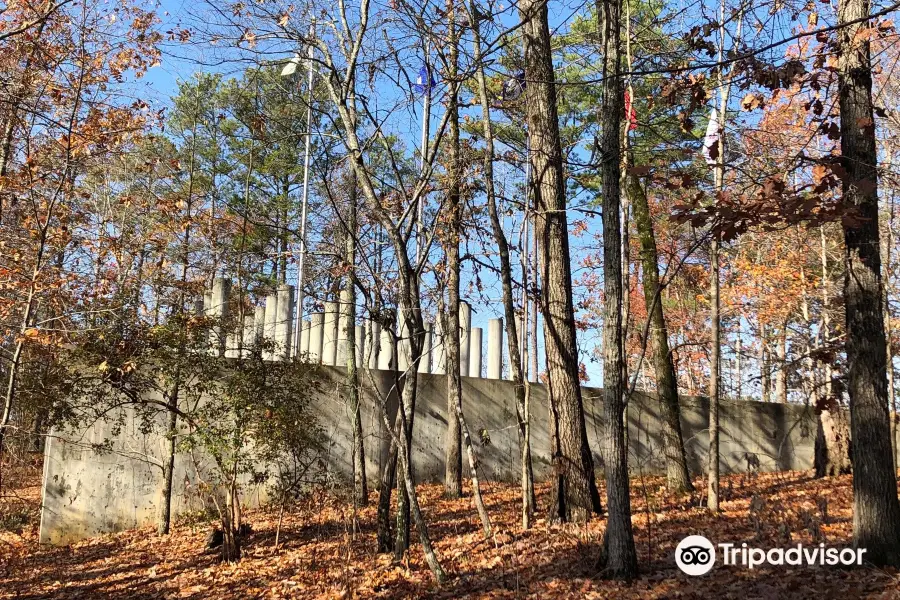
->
xmin=418 ymin=323 xmax=433 ymax=373
xmin=377 ymin=327 xmax=395 ymax=370
xmin=253 ymin=306 xmax=266 ymax=350
xmin=300 ymin=320 xmax=311 ymax=355
xmin=487 ymin=318 xmax=504 ymax=379
xmin=469 ymin=326 xmax=483 ymax=378
xmin=241 ymin=316 xmax=255 ymax=358
xmin=510 ymin=315 xmax=527 ymax=380
xmin=263 ymin=292 xmax=279 ymax=362
xmin=275 ymin=284 xmax=294 ymax=362
xmin=431 ymin=318 xmax=446 ymax=374
xmin=396 ymin=311 xmax=410 ymax=373
xmin=225 ymin=331 xmax=240 ymax=359
xmin=308 ymin=312 xmax=324 ymax=363
xmin=337 ymin=289 xmax=352 ymax=366
xmin=459 ymin=301 xmax=471 ymax=376
xmin=208 ymin=278 xmax=231 ymax=357
xmin=355 ymin=324 xmax=366 ymax=367
xmin=367 ymin=321 xmax=381 ymax=369
xmin=322 ymin=301 xmax=339 ymax=366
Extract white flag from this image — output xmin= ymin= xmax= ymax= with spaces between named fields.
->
xmin=702 ymin=108 xmax=720 ymax=166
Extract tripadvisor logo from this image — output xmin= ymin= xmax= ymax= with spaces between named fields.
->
xmin=676 ymin=535 xmax=716 ymax=575
xmin=675 ymin=535 xmax=868 ymax=576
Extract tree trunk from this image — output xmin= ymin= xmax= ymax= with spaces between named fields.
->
xmin=220 ymin=485 xmax=242 ymax=562
xmin=707 ymin=237 xmax=721 ymax=513
xmin=521 ymin=0 xmax=601 ymax=525
xmin=376 ymin=432 xmax=398 ymax=552
xmin=443 ymin=3 xmax=463 ymax=499
xmin=453 ymin=385 xmax=492 ymax=538
xmin=394 ymin=319 xmax=423 ymax=559
xmin=345 ymin=180 xmax=367 ymax=504
xmin=157 ymin=383 xmax=179 ymax=535
xmin=775 ymin=328 xmax=787 ymax=404
xmin=815 ymin=397 xmax=851 ymax=477
xmin=626 ymin=171 xmax=693 ymax=493
xmin=393 ymin=376 xmax=447 ymax=583
xmin=596 ymin=0 xmax=637 ymax=578
xmin=882 ymin=202 xmax=897 ymax=469
xmin=760 ymin=325 xmax=771 ymax=402
xmin=838 ymin=0 xmax=900 ymax=565
xmin=735 ymin=327 xmax=743 ymax=400
xmin=469 ymin=4 xmax=535 ymax=522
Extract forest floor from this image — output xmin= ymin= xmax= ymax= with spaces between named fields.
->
xmin=2 ymin=462 xmax=900 ymax=599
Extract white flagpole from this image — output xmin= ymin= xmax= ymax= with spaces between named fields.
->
xmin=415 ymin=58 xmax=431 ymax=265
xmin=293 ymin=21 xmax=316 ymax=357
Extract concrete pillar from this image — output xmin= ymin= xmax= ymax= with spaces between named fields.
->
xmin=308 ymin=312 xmax=324 ymax=363
xmin=469 ymin=327 xmax=483 ymax=378
xmin=396 ymin=311 xmax=410 ymax=373
xmin=263 ymin=292 xmax=279 ymax=362
xmin=459 ymin=301 xmax=471 ymax=377
xmin=431 ymin=318 xmax=446 ymax=374
xmin=225 ymin=331 xmax=240 ymax=359
xmin=377 ymin=327 xmax=395 ymax=370
xmin=322 ymin=301 xmax=339 ymax=366
xmin=337 ymin=289 xmax=352 ymax=366
xmin=509 ymin=315 xmax=527 ymax=380
xmin=355 ymin=324 xmax=366 ymax=367
xmin=367 ymin=321 xmax=381 ymax=369
xmin=253 ymin=306 xmax=266 ymax=351
xmin=300 ymin=320 xmax=311 ymax=355
xmin=487 ymin=318 xmax=503 ymax=379
xmin=275 ymin=284 xmax=294 ymax=362
xmin=241 ymin=315 xmax=255 ymax=358
xmin=418 ymin=323 xmax=433 ymax=373
xmin=208 ymin=278 xmax=231 ymax=357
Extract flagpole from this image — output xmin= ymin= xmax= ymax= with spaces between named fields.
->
xmin=415 ymin=55 xmax=431 ymax=265
xmin=522 ymin=132 xmax=531 ymax=378
xmin=293 ymin=21 xmax=316 ymax=357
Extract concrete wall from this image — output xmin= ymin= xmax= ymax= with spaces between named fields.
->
xmin=40 ymin=366 xmax=817 ymax=545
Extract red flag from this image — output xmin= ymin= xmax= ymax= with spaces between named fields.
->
xmin=624 ymin=90 xmax=638 ymax=131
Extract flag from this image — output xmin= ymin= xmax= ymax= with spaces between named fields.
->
xmin=702 ymin=108 xmax=720 ymax=166
xmin=501 ymin=70 xmax=526 ymax=101
xmin=281 ymin=53 xmax=301 ymax=77
xmin=624 ymin=90 xmax=637 ymax=131
xmin=413 ymin=65 xmax=435 ymax=95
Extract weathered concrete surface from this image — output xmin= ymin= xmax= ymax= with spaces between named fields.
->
xmin=40 ymin=366 xmax=817 ymax=545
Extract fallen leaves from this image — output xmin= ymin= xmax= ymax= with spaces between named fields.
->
xmin=2 ymin=467 xmax=900 ymax=598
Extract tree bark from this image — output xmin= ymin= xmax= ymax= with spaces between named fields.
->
xmin=626 ymin=172 xmax=693 ymax=493
xmin=520 ymin=0 xmax=601 ymax=525
xmin=443 ymin=3 xmax=463 ymax=498
xmin=157 ymin=383 xmax=179 ymax=534
xmin=838 ymin=0 xmax=900 ymax=565
xmin=344 ymin=178 xmax=367 ymax=505
xmin=775 ymin=327 xmax=787 ymax=404
xmin=815 ymin=397 xmax=851 ymax=477
xmin=707 ymin=237 xmax=721 ymax=513
xmin=596 ymin=0 xmax=637 ymax=578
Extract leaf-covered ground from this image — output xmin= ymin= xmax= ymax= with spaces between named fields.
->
xmin=2 ymin=466 xmax=899 ymax=599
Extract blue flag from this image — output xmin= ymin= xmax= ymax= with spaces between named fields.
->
xmin=413 ymin=65 xmax=435 ymax=95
